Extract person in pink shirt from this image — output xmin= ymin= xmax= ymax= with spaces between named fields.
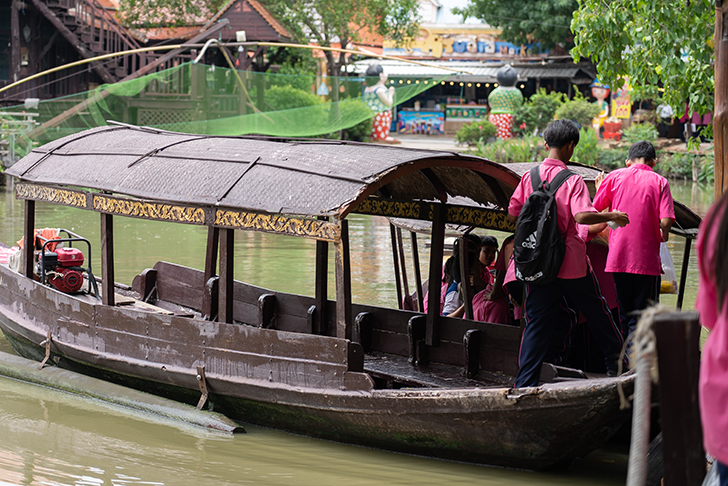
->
xmin=697 ymin=191 xmax=728 ymax=484
xmin=508 ymin=119 xmax=629 ymax=388
xmin=593 ymin=140 xmax=675 ymax=343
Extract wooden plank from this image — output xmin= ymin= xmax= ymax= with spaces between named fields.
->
xmin=426 ymin=203 xmax=447 ymax=346
xmin=23 ymin=200 xmax=34 ymax=279
xmin=334 ymin=219 xmax=352 ymax=340
xmin=219 ymin=228 xmax=234 ymax=323
xmin=100 ymin=213 xmax=115 ymax=306
xmin=654 ymin=311 xmax=704 ymax=486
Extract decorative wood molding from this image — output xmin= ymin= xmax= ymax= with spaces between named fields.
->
xmin=16 ymin=183 xmax=88 ymax=208
xmin=215 ymin=209 xmax=341 ymax=242
xmin=356 ymin=198 xmax=515 ymax=232
xmin=93 ymin=194 xmax=206 ymax=224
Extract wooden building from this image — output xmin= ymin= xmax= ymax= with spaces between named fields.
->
xmin=0 ymin=0 xmax=290 ymax=106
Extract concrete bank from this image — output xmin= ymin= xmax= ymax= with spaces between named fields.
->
xmin=0 ymin=351 xmax=243 ymax=434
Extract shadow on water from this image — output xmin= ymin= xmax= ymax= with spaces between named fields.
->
xmin=0 ymin=179 xmax=712 ymax=485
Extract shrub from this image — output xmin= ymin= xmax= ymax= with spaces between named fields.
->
xmin=470 ymin=135 xmax=543 ymax=164
xmin=572 ymin=128 xmax=599 ymax=166
xmin=554 ymin=97 xmax=601 ymax=130
xmin=265 ymin=85 xmax=322 ymax=111
xmin=597 ymin=146 xmax=629 ymax=171
xmin=268 ymin=65 xmax=316 ymax=93
xmin=513 ymin=89 xmax=566 ymax=136
xmin=340 ymin=99 xmax=374 ymax=142
xmin=455 ymin=120 xmax=497 ymax=146
xmin=622 ymin=122 xmax=658 ymax=144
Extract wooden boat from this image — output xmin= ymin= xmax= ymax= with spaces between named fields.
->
xmin=0 ymin=124 xmax=700 ymax=470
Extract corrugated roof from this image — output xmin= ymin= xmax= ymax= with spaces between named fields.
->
xmin=348 ymin=60 xmax=595 ymax=82
xmin=6 ymin=125 xmax=521 ymax=219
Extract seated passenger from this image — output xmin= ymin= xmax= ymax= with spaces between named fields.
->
xmin=479 ymin=235 xmax=498 ymax=286
xmin=442 ymin=234 xmax=483 ymax=317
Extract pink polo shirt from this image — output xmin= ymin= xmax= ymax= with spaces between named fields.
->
xmin=593 ymin=164 xmax=674 ymax=275
xmin=508 ymin=158 xmax=596 ymax=280
xmin=697 ymin=200 xmax=728 ymax=464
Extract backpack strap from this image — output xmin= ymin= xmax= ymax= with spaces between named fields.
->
xmin=529 ymin=165 xmax=576 ymax=194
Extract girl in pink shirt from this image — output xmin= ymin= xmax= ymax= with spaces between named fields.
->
xmin=698 ymin=191 xmax=728 ymax=483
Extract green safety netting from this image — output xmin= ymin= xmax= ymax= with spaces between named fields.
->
xmin=1 ymin=62 xmax=452 ymax=163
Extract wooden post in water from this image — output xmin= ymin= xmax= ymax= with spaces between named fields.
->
xmin=100 ymin=213 xmax=115 ymax=306
xmin=219 ymin=229 xmax=234 ymax=324
xmin=426 ymin=204 xmax=447 ymax=346
xmin=334 ymin=219 xmax=352 ymax=340
xmin=653 ymin=311 xmax=704 ymax=486
xmin=676 ymin=236 xmax=693 ymax=310
xmin=716 ymin=0 xmax=728 ymax=197
xmin=23 ymin=200 xmax=34 ymax=279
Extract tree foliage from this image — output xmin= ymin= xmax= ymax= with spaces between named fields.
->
xmin=571 ymin=0 xmax=714 ymax=121
xmin=118 ymin=0 xmax=227 ymax=28
xmin=260 ymin=0 xmax=421 ymax=77
xmin=453 ymin=0 xmax=577 ymax=51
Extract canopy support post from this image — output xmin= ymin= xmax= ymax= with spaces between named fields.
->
xmin=100 ymin=213 xmax=115 ymax=306
xmin=459 ymin=235 xmax=473 ymax=320
xmin=676 ymin=236 xmax=693 ymax=310
xmin=411 ymin=231 xmax=424 ymax=312
xmin=426 ymin=203 xmax=447 ymax=346
xmin=389 ymin=223 xmax=403 ymax=309
xmin=23 ymin=200 xmax=35 ymax=279
xmin=315 ymin=216 xmax=329 ymax=335
xmin=204 ymin=226 xmax=219 ymax=284
xmin=219 ymin=228 xmax=234 ymax=324
xmin=396 ymin=227 xmax=410 ymax=308
xmin=334 ymin=219 xmax=352 ymax=340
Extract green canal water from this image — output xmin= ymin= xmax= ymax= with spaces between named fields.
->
xmin=0 ymin=180 xmax=713 ymax=485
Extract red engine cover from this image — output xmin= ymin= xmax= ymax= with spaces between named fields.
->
xmin=56 ymin=247 xmax=85 ymax=267
xmin=48 ymin=267 xmax=84 ymax=293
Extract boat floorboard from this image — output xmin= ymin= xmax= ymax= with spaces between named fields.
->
xmin=364 ymin=352 xmax=514 ymax=389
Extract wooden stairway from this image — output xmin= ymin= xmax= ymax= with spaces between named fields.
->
xmin=32 ymin=0 xmax=149 ymax=83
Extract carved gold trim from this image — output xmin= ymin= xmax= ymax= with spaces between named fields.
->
xmin=357 ymin=199 xmax=422 ymax=219
xmin=16 ymin=183 xmax=87 ymax=208
xmin=93 ymin=195 xmax=206 ymax=224
xmin=447 ymin=206 xmax=515 ymax=232
xmin=215 ymin=210 xmax=340 ymax=242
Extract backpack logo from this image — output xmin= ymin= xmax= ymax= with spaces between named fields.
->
xmin=521 ymin=232 xmax=537 ymax=249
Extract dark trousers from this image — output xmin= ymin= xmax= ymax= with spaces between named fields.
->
xmin=612 ymin=272 xmax=660 ymax=340
xmin=515 ymin=270 xmax=625 ymax=388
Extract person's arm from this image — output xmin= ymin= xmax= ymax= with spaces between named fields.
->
xmin=660 ymin=217 xmax=673 ymax=242
xmin=447 ymin=304 xmax=465 ymax=318
xmin=575 ymin=210 xmax=629 ymax=226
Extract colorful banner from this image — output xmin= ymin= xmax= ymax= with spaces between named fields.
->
xmin=397 ymin=110 xmax=445 ymax=134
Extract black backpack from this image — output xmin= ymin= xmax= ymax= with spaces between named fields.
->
xmin=513 ymin=166 xmax=576 ymax=285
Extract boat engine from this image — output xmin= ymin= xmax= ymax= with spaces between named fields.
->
xmin=36 ymin=247 xmax=86 ymax=294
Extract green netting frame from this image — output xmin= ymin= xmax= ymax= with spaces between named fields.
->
xmin=1 ymin=62 xmax=452 ymax=162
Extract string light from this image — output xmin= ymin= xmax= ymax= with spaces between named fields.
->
xmin=399 ymin=80 xmax=404 ymax=84
xmin=494 ymin=83 xmax=499 ymax=87
xmin=449 ymin=81 xmax=454 ymax=85
xmin=424 ymin=80 xmax=428 ymax=85
xmin=441 ymin=81 xmax=445 ymax=85
xmin=415 ymin=80 xmax=420 ymax=84
xmin=485 ymin=83 xmax=490 ymax=87
xmin=467 ymin=83 xmax=472 ymax=87
xmin=476 ymin=83 xmax=481 ymax=87
xmin=407 ymin=80 xmax=411 ymax=84
xmin=459 ymin=82 xmax=464 ymax=86
xmin=519 ymin=84 xmax=525 ymax=88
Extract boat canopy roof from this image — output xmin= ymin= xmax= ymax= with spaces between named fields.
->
xmin=6 ymin=124 xmax=700 ymax=240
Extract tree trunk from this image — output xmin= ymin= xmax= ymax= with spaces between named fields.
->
xmin=715 ymin=0 xmax=728 ymax=197
xmin=10 ymin=0 xmax=20 ymax=85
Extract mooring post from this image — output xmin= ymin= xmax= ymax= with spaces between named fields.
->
xmin=653 ymin=311 xmax=704 ymax=486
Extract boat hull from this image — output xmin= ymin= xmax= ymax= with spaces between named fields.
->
xmin=0 ymin=264 xmax=632 ymax=470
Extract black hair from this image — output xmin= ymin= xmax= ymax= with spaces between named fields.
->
xmin=543 ymin=119 xmax=580 ymax=149
xmin=628 ymin=140 xmax=657 ymax=162
xmin=365 ymin=64 xmax=383 ymax=87
xmin=481 ymin=235 xmax=498 ymax=248
xmin=448 ymin=234 xmax=481 ymax=283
